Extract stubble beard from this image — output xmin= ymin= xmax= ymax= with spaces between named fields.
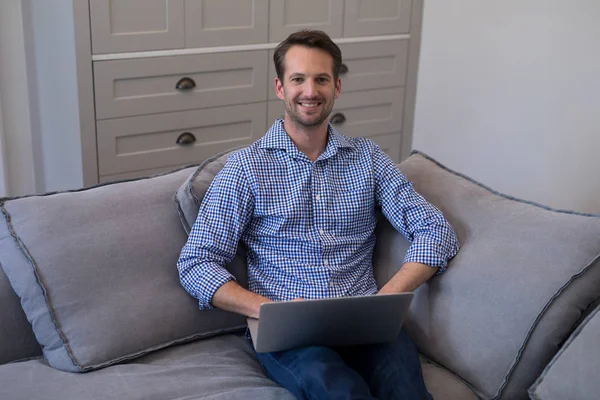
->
xmin=283 ymin=91 xmax=335 ymax=131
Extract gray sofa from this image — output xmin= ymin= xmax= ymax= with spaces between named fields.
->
xmin=1 ymin=150 xmax=599 ymax=400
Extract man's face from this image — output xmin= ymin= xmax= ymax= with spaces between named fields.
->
xmin=275 ymin=45 xmax=341 ymax=129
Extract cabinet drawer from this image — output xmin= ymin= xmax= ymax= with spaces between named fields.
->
xmin=268 ymin=40 xmax=408 ymax=100
xmin=369 ymin=132 xmax=402 ymax=163
xmin=269 ymin=0 xmax=344 ymax=42
xmin=185 ymin=0 xmax=268 ymax=48
xmin=343 ymin=0 xmax=413 ymax=37
xmin=94 ymin=50 xmax=269 ymax=119
xmin=89 ymin=0 xmax=185 ymax=54
xmin=97 ymin=102 xmax=266 ymax=176
xmin=99 ymin=165 xmax=188 ymax=184
xmin=268 ymin=88 xmax=405 ymax=137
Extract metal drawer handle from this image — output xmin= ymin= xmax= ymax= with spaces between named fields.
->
xmin=339 ymin=63 xmax=349 ymax=75
xmin=176 ymin=77 xmax=196 ymax=91
xmin=176 ymin=132 xmax=196 ymax=146
xmin=330 ymin=113 xmax=346 ymax=124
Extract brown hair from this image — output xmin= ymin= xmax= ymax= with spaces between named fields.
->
xmin=273 ymin=30 xmax=342 ymax=83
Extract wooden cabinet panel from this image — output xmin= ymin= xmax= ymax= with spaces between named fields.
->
xmin=337 ymin=40 xmax=409 ymax=92
xmin=94 ymin=50 xmax=269 ymax=119
xmin=184 ymin=0 xmax=268 ymax=47
xmin=97 ymin=102 xmax=266 ymax=176
xmin=268 ymin=40 xmax=408 ymax=100
xmin=89 ymin=0 xmax=184 ymax=54
xmin=328 ymin=88 xmax=405 ymax=138
xmin=99 ymin=165 xmax=189 ymax=183
xmin=269 ymin=0 xmax=344 ymax=42
xmin=267 ymin=87 xmax=404 ymax=161
xmin=369 ymin=132 xmax=402 ymax=162
xmin=344 ymin=0 xmax=412 ymax=37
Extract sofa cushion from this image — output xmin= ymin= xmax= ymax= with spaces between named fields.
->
xmin=0 ymin=334 xmax=294 ymax=400
xmin=528 ymin=304 xmax=600 ymax=400
xmin=0 ymin=168 xmax=247 ymax=373
xmin=421 ymin=358 xmax=479 ymax=400
xmin=0 ymin=331 xmax=474 ymax=400
xmin=0 ymin=264 xmax=41 ymax=364
xmin=372 ymin=151 xmax=600 ymax=400
xmin=174 ymin=147 xmax=243 ymax=234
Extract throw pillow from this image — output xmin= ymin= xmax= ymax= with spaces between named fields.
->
xmin=528 ymin=304 xmax=600 ymax=400
xmin=372 ymin=150 xmax=600 ymax=399
xmin=0 ymin=167 xmax=247 ymax=372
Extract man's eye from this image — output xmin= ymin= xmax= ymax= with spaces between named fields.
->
xmin=291 ymin=77 xmax=303 ymax=83
xmin=317 ymin=78 xmax=329 ymax=84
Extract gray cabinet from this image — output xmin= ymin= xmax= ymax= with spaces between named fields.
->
xmin=184 ymin=0 xmax=269 ymax=47
xmin=268 ymin=40 xmax=409 ymax=100
xmin=94 ymin=50 xmax=269 ymax=119
xmin=97 ymin=102 xmax=266 ymax=176
xmin=89 ymin=0 xmax=185 ymax=54
xmin=344 ymin=0 xmax=412 ymax=37
xmin=269 ymin=0 xmax=344 ymax=42
xmin=267 ymin=87 xmax=405 ymax=162
xmin=31 ymin=0 xmax=423 ymax=188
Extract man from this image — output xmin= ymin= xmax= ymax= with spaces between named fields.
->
xmin=178 ymin=30 xmax=460 ymax=400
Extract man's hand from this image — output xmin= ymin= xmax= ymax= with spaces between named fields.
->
xmin=378 ymin=262 xmax=437 ymax=295
xmin=212 ymin=281 xmax=273 ymax=319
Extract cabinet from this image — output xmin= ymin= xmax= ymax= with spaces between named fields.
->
xmin=344 ymin=0 xmax=412 ymax=37
xmin=89 ymin=0 xmax=185 ymax=53
xmin=27 ymin=0 xmax=423 ymax=189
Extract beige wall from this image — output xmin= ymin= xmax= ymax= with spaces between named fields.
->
xmin=413 ymin=0 xmax=600 ymax=214
xmin=0 ymin=96 xmax=7 ymax=197
xmin=0 ymin=0 xmax=37 ymax=196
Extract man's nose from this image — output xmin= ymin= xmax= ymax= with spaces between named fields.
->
xmin=303 ymin=80 xmax=317 ymax=97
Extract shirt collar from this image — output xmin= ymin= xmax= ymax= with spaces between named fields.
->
xmin=259 ymin=119 xmax=354 ymax=160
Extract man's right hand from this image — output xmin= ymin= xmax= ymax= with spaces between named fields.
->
xmin=212 ymin=281 xmax=273 ymax=319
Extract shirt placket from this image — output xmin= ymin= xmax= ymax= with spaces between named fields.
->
xmin=311 ymin=160 xmax=333 ymax=296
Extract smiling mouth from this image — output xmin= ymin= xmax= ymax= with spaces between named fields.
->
xmin=298 ymin=101 xmax=322 ymax=108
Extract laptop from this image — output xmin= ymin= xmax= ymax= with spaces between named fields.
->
xmin=247 ymin=293 xmax=413 ymax=353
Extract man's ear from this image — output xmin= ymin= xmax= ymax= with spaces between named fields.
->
xmin=334 ymin=77 xmax=342 ymax=99
xmin=275 ymin=77 xmax=284 ymax=100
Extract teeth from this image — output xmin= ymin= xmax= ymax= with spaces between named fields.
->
xmin=300 ymin=102 xmax=319 ymax=108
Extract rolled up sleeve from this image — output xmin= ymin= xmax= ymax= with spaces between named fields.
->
xmin=374 ymin=147 xmax=460 ymax=274
xmin=177 ymin=153 xmax=254 ymax=309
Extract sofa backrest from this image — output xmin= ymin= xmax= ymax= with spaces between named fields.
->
xmin=0 ymin=262 xmax=42 ymax=364
xmin=0 ymin=166 xmax=247 ymax=372
xmin=373 ymin=151 xmax=600 ymax=400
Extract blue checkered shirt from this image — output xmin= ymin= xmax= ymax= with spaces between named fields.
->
xmin=178 ymin=120 xmax=460 ymax=309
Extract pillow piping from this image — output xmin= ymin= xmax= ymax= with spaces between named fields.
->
xmin=0 ymin=202 xmax=83 ymax=369
xmin=528 ymin=304 xmax=600 ymax=399
xmin=410 ymin=149 xmax=600 ymax=399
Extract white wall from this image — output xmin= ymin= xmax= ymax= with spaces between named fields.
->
xmin=24 ymin=0 xmax=84 ymax=193
xmin=0 ymin=0 xmax=38 ymax=196
xmin=0 ymin=96 xmax=8 ymax=197
xmin=413 ymin=0 xmax=600 ymax=214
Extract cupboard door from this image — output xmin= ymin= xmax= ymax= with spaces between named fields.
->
xmin=94 ymin=50 xmax=269 ymax=119
xmin=336 ymin=40 xmax=409 ymax=93
xmin=97 ymin=102 xmax=266 ymax=176
xmin=343 ymin=0 xmax=412 ymax=37
xmin=268 ymin=40 xmax=408 ymax=100
xmin=184 ymin=0 xmax=268 ymax=47
xmin=269 ymin=88 xmax=405 ymax=137
xmin=89 ymin=0 xmax=184 ymax=54
xmin=269 ymin=0 xmax=344 ymax=42
xmin=328 ymin=88 xmax=406 ymax=138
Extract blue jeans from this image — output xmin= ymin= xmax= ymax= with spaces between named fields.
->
xmin=251 ymin=328 xmax=432 ymax=400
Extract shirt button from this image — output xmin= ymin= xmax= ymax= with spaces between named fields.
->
xmin=323 ymin=259 xmax=329 ymax=266
xmin=319 ymin=229 xmax=324 ymax=235
xmin=315 ymin=195 xmax=321 ymax=201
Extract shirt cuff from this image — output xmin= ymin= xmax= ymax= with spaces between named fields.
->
xmin=198 ymin=267 xmax=236 ymax=310
xmin=403 ymin=240 xmax=451 ymax=275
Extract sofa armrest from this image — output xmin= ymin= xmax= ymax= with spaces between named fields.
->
xmin=529 ymin=303 xmax=600 ymax=400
